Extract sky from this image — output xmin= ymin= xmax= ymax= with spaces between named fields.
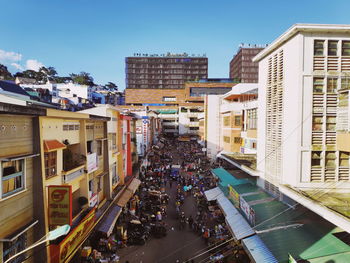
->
xmin=1 ymin=0 xmax=350 ymax=90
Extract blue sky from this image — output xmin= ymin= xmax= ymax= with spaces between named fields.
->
xmin=1 ymin=0 xmax=350 ymax=89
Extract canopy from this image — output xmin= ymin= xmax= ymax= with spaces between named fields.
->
xmin=127 ymin=178 xmax=141 ymax=194
xmin=242 ymin=235 xmax=278 ymax=263
xmin=204 ymin=187 xmax=224 ymax=201
xmin=117 ymin=189 xmax=133 ymax=207
xmin=97 ymin=205 xmax=122 ymax=237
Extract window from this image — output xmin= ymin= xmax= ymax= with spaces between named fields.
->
xmin=312 ymin=116 xmax=323 ymax=131
xmin=45 ymin=152 xmax=57 ymax=179
xmin=87 ymin=141 xmax=93 ymax=153
xmin=223 ymin=136 xmax=230 ymax=143
xmin=341 ymin=78 xmax=350 ymax=91
xmin=326 ymin=116 xmax=336 ymax=131
xmin=313 ymin=78 xmax=324 ymax=93
xmin=311 ymin=151 xmax=322 ymax=167
xmin=252 ymin=142 xmax=257 ymax=149
xmin=189 ymin=118 xmax=198 ymax=122
xmin=112 ymin=164 xmax=119 ymax=186
xmin=248 ymin=109 xmax=257 ymax=129
xmin=162 ymin=96 xmax=176 ymax=102
xmin=234 ymin=137 xmax=242 ymax=144
xmin=327 ymin=78 xmax=337 ymax=93
xmin=189 ymin=127 xmax=199 ymax=130
xmin=97 ymin=141 xmax=102 ymax=156
xmin=342 ymin=41 xmax=350 ymax=56
xmin=328 ymin=40 xmax=338 ymax=56
xmin=314 ymin=40 xmax=325 ymax=56
xmin=325 ymin=151 xmax=336 ymax=168
xmin=234 ymin=116 xmax=242 ymax=126
xmin=339 ymin=152 xmax=350 ymax=167
xmin=2 ymin=159 xmax=25 ymax=198
xmin=110 ymin=133 xmax=117 ymax=151
xmin=339 ymin=92 xmax=349 ymax=107
xmin=3 ymin=232 xmax=27 ymax=263
xmin=181 ymin=107 xmax=188 ymax=113
xmin=223 ymin=116 xmax=230 ymax=126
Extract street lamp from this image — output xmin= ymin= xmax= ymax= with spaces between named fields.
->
xmin=4 ymin=224 xmax=70 ymax=263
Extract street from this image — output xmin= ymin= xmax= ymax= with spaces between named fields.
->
xmin=118 ymin=141 xmax=209 ymax=263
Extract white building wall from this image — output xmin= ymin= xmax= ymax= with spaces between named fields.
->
xmin=206 ymin=95 xmax=221 ymax=159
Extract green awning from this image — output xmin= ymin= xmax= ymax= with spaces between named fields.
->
xmin=212 ymin=168 xmax=251 ymax=188
xmin=157 ymin=109 xmax=178 ymax=114
xmin=231 ymin=183 xmax=260 ymax=195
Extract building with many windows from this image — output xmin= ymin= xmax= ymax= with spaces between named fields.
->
xmin=254 ymin=23 xmax=350 ymax=233
xmin=229 ymin=45 xmax=264 ymax=83
xmin=125 ymin=54 xmax=208 ymax=90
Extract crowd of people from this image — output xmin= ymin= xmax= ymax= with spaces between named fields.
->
xmin=80 ymin=135 xmax=248 ymax=262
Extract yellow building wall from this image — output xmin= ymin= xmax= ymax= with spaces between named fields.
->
xmin=337 ymin=133 xmax=350 ymax=152
xmin=247 ymin=129 xmax=257 ymax=139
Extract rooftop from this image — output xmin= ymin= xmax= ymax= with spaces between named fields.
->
xmin=253 ymin=23 xmax=350 ymax=62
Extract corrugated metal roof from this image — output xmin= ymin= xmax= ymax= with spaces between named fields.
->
xmin=204 ymin=187 xmax=224 ymax=201
xmin=216 ymin=194 xmax=255 ymax=240
xmin=242 ymin=235 xmax=278 ymax=263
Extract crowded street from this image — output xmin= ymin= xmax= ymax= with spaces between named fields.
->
xmin=78 ymin=136 xmax=248 ymax=263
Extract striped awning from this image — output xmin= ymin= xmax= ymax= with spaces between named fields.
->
xmin=242 ymin=235 xmax=278 ymax=263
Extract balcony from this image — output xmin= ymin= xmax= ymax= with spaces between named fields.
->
xmin=62 ymin=150 xmax=86 ymax=182
xmin=62 ymin=165 xmax=85 ymax=183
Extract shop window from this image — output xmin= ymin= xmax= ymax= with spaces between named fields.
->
xmin=45 ymin=152 xmax=57 ymax=179
xmin=314 ymin=40 xmax=325 ymax=56
xmin=339 ymin=152 xmax=350 ymax=167
xmin=1 ymin=159 xmax=25 ymax=198
xmin=325 ymin=151 xmax=336 ymax=168
xmin=252 ymin=142 xmax=257 ymax=149
xmin=313 ymin=78 xmax=324 ymax=93
xmin=342 ymin=41 xmax=350 ymax=56
xmin=328 ymin=40 xmax=338 ymax=56
xmin=311 ymin=151 xmax=322 ymax=167
xmin=3 ymin=232 xmax=27 ymax=263
xmin=327 ymin=78 xmax=337 ymax=93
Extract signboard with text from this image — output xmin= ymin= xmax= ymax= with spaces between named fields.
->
xmin=228 ymin=185 xmax=240 ymax=208
xmin=87 ymin=152 xmax=97 ymax=173
xmin=50 ymin=208 xmax=96 ymax=263
xmin=240 ymin=196 xmax=255 ymax=226
xmin=48 ymin=185 xmax=72 ymax=227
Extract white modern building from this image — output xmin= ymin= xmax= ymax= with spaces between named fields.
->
xmin=178 ymin=106 xmax=203 ymax=135
xmin=254 ymin=24 xmax=350 ymax=232
xmin=57 ymin=83 xmax=93 ymax=100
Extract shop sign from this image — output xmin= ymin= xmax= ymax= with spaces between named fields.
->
xmin=228 ymin=185 xmax=240 ymax=208
xmin=89 ymin=193 xmax=98 ymax=207
xmin=50 ymin=208 xmax=96 ymax=263
xmin=142 ymin=120 xmax=149 ymax=147
xmin=48 ymin=185 xmax=72 ymax=227
xmin=136 ymin=126 xmax=142 ymax=134
xmin=240 ymin=196 xmax=255 ymax=226
xmin=87 ymin=152 xmax=97 ymax=173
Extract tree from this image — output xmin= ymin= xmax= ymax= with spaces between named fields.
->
xmin=14 ymin=70 xmax=44 ymax=82
xmin=0 ymin=64 xmax=13 ymax=80
xmin=105 ymin=82 xmax=118 ymax=91
xmin=70 ymin=72 xmax=94 ymax=86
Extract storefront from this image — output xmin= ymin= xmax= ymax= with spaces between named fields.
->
xmin=50 ymin=208 xmax=96 ymax=263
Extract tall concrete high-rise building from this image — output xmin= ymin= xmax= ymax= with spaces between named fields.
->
xmin=125 ymin=53 xmax=208 ymax=89
xmin=229 ymin=45 xmax=264 ymax=83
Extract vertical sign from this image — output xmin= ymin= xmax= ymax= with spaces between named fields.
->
xmin=48 ymin=185 xmax=72 ymax=227
xmin=142 ymin=119 xmax=149 ymax=154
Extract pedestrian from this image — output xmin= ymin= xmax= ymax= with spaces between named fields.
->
xmin=170 ymin=180 xmax=173 ymax=188
xmin=188 ymin=215 xmax=194 ymax=229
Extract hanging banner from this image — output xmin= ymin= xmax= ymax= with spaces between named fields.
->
xmin=48 ymin=185 xmax=72 ymax=227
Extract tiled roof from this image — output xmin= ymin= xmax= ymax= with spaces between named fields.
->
xmin=43 ymin=140 xmax=66 ymax=152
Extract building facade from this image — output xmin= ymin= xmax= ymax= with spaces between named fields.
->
xmin=254 ymin=23 xmax=350 ymax=232
xmin=229 ymin=46 xmax=264 ymax=83
xmin=125 ymin=54 xmax=208 ymax=90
